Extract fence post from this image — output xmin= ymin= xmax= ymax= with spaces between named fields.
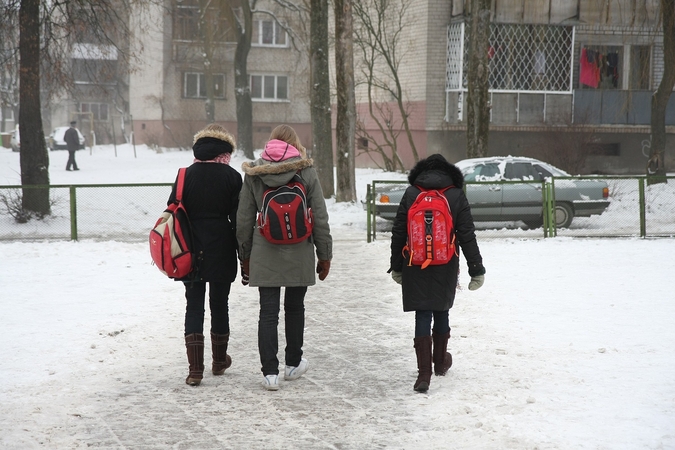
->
xmin=372 ymin=181 xmax=378 ymax=241
xmin=366 ymin=183 xmax=372 ymax=243
xmin=69 ymin=186 xmax=78 ymax=241
xmin=638 ymin=177 xmax=646 ymax=238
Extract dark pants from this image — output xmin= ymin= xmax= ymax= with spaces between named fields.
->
xmin=66 ymin=150 xmax=78 ymax=170
xmin=414 ymin=310 xmax=450 ymax=337
xmin=258 ymin=286 xmax=307 ymax=375
xmin=184 ymin=281 xmax=231 ymax=335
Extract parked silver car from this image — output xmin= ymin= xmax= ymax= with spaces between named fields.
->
xmin=368 ymin=156 xmax=610 ymax=228
xmin=48 ymin=126 xmax=85 ymax=151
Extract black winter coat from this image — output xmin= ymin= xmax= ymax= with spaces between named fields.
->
xmin=168 ymin=163 xmax=243 ymax=282
xmin=390 ymin=158 xmax=484 ymax=312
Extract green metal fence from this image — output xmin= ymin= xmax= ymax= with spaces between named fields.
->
xmin=365 ymin=176 xmax=675 ymax=241
xmin=1 ymin=176 xmax=674 ymax=242
xmin=0 ymin=183 xmax=173 ymax=241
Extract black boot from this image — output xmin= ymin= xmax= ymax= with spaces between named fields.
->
xmin=432 ymin=330 xmax=453 ymax=376
xmin=413 ymin=336 xmax=433 ymax=392
xmin=185 ymin=333 xmax=204 ymax=386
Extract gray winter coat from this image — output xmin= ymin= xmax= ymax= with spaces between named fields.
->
xmin=236 ymin=154 xmax=332 ymax=287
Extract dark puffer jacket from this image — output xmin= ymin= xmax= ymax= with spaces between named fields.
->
xmin=390 ymin=154 xmax=485 ymax=312
xmin=167 ymin=131 xmax=243 ymax=283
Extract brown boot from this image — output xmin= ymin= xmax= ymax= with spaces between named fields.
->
xmin=432 ymin=330 xmax=453 ymax=376
xmin=185 ymin=333 xmax=204 ymax=386
xmin=413 ymin=336 xmax=433 ymax=392
xmin=211 ymin=332 xmax=232 ymax=375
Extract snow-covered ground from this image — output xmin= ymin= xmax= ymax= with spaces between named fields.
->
xmin=1 ymin=144 xmax=674 ymax=449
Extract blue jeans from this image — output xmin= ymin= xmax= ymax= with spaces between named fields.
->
xmin=414 ymin=310 xmax=450 ymax=337
xmin=184 ymin=281 xmax=231 ymax=335
xmin=258 ymin=286 xmax=307 ymax=375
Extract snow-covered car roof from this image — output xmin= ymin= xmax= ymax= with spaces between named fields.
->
xmin=455 ymin=156 xmax=571 ymax=177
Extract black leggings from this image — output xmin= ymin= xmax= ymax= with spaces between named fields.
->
xmin=414 ymin=310 xmax=450 ymax=337
xmin=184 ymin=281 xmax=231 ymax=335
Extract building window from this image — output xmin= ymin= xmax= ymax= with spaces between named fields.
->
xmin=184 ymin=73 xmax=225 ymax=99
xmin=173 ymin=2 xmax=230 ymax=42
xmin=579 ymin=46 xmax=622 ymax=90
xmin=79 ymin=102 xmax=109 ymax=121
xmin=252 ymin=20 xmax=287 ymax=47
xmin=589 ymin=143 xmax=620 ymax=156
xmin=73 ymin=59 xmax=118 ymax=85
xmin=250 ymin=75 xmax=288 ymax=101
xmin=630 ymin=46 xmax=651 ymax=90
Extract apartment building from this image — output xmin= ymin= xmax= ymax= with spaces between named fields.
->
xmin=353 ymin=0 xmax=673 ymax=174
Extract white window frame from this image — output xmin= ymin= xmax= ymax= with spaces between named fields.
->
xmin=183 ymin=72 xmax=226 ymax=99
xmin=250 ymin=74 xmax=289 ymax=101
xmin=252 ymin=20 xmax=288 ymax=47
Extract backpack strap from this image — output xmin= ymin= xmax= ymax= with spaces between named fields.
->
xmin=175 ymin=168 xmax=187 ymax=203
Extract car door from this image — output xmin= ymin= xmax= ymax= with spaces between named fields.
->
xmin=501 ymin=162 xmax=544 ymax=221
xmin=463 ymin=163 xmax=503 ymax=221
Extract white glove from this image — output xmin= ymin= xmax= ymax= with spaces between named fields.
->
xmin=391 ymin=271 xmax=402 ymax=285
xmin=468 ymin=274 xmax=484 ymax=291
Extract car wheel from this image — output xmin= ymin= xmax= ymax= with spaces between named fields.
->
xmin=555 ymin=202 xmax=574 ymax=228
xmin=523 ymin=217 xmax=543 ymax=229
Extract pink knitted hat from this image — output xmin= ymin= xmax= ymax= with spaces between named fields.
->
xmin=262 ymin=139 xmax=302 ymax=162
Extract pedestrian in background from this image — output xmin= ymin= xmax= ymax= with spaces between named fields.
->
xmin=389 ymin=153 xmax=485 ymax=393
xmin=167 ymin=124 xmax=243 ymax=386
xmin=64 ymin=121 xmax=80 ymax=171
xmin=236 ymin=124 xmax=332 ymax=391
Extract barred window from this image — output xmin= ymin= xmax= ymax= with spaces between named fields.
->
xmin=447 ymin=23 xmax=575 ymax=93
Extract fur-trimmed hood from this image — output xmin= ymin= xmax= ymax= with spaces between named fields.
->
xmin=193 ymin=128 xmax=236 ymax=148
xmin=407 ymin=154 xmax=464 ymax=190
xmin=242 ymin=148 xmax=313 ymax=187
xmin=192 ymin=128 xmax=236 ymax=161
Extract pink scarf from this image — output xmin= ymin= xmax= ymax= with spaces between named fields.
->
xmin=193 ymin=152 xmax=231 ymax=165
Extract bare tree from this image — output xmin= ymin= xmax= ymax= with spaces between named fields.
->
xmin=19 ymin=0 xmax=50 ymax=215
xmin=310 ymin=0 xmax=334 ymax=197
xmin=334 ymin=0 xmax=355 ymax=202
xmin=648 ymin=0 xmax=675 ymax=179
xmin=465 ymin=0 xmax=491 ymax=159
xmin=352 ymin=0 xmax=418 ymax=171
xmin=9 ymin=0 xmax=154 ymax=218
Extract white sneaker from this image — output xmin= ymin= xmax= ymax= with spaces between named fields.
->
xmin=284 ymin=358 xmax=309 ymax=381
xmin=262 ymin=374 xmax=279 ymax=391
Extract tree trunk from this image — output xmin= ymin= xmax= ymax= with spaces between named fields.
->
xmin=466 ymin=0 xmax=491 ymax=159
xmin=648 ymin=0 xmax=675 ymax=180
xmin=200 ymin=0 xmax=215 ymax=123
xmin=310 ymin=0 xmax=335 ymax=197
xmin=19 ymin=0 xmax=50 ymax=216
xmin=334 ymin=0 xmax=356 ymax=202
xmin=234 ymin=1 xmax=254 ymax=159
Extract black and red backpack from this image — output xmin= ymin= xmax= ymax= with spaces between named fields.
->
xmin=403 ymin=186 xmax=457 ymax=269
xmin=257 ymin=173 xmax=313 ymax=244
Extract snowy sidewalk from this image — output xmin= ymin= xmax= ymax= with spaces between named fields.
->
xmin=2 ymin=230 xmax=674 ymax=449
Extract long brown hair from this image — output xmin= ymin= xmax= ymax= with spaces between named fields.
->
xmin=269 ymin=124 xmax=305 ymax=153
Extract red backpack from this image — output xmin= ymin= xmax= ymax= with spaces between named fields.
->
xmin=149 ymin=168 xmax=194 ymax=278
xmin=403 ymin=186 xmax=457 ymax=269
xmin=257 ymin=173 xmax=313 ymax=244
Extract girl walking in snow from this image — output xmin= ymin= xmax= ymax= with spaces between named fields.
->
xmin=167 ymin=124 xmax=243 ymax=386
xmin=389 ymin=154 xmax=485 ymax=392
xmin=236 ymin=124 xmax=333 ymax=391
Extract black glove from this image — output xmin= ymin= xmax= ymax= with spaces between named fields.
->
xmin=240 ymin=259 xmax=250 ymax=286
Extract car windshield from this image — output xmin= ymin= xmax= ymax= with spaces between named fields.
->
xmin=462 ymin=163 xmax=501 ymax=182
